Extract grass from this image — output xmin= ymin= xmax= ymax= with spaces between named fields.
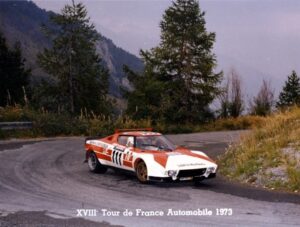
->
xmin=199 ymin=115 xmax=265 ymax=131
xmin=0 ymin=106 xmax=152 ymax=138
xmin=218 ymin=106 xmax=300 ymax=193
xmin=0 ymin=105 xmax=266 ymax=139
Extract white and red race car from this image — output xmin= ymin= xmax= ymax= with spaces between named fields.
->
xmin=85 ymin=129 xmax=217 ymax=183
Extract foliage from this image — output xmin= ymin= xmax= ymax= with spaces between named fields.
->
xmin=0 ymin=32 xmax=30 ymax=106
xmin=0 ymin=106 xmax=152 ymax=138
xmin=201 ymin=115 xmax=265 ymax=131
xmin=249 ymin=80 xmax=274 ymax=116
xmin=0 ymin=105 xmax=266 ymax=140
xmin=30 ymin=78 xmax=64 ymax=112
xmin=219 ymin=107 xmax=300 ymax=192
xmin=125 ymin=0 xmax=222 ymax=123
xmin=37 ymin=0 xmax=110 ymax=115
xmin=123 ymin=65 xmax=164 ymax=121
xmin=0 ymin=106 xmax=32 ymax=122
xmin=277 ymin=70 xmax=300 ymax=108
xmin=219 ymin=69 xmax=244 ymax=118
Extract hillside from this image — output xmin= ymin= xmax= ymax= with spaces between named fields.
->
xmin=219 ymin=107 xmax=300 ymax=193
xmin=0 ymin=0 xmax=143 ymax=97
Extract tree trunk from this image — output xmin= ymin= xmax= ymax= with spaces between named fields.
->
xmin=69 ymin=49 xmax=74 ymax=113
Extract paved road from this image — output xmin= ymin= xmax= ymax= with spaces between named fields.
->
xmin=0 ymin=131 xmax=299 ymax=227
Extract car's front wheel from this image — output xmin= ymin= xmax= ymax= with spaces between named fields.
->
xmin=136 ymin=161 xmax=148 ymax=183
xmin=88 ymin=152 xmax=107 ymax=173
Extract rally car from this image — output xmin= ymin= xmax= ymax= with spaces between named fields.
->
xmin=84 ymin=128 xmax=217 ymax=183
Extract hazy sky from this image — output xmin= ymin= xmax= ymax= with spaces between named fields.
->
xmin=33 ymin=0 xmax=300 ymax=96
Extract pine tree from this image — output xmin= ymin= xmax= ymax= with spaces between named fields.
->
xmin=38 ymin=0 xmax=110 ymax=114
xmin=277 ymin=71 xmax=300 ymax=108
xmin=123 ymin=65 xmax=164 ymax=120
xmin=0 ymin=32 xmax=30 ymax=106
xmin=127 ymin=0 xmax=222 ymax=123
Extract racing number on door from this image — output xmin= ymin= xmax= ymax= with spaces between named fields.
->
xmin=112 ymin=146 xmax=124 ymax=165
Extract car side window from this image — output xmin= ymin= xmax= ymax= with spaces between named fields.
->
xmin=118 ymin=136 xmax=135 ymax=147
xmin=118 ymin=136 xmax=128 ymax=146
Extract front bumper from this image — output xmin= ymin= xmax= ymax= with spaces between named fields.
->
xmin=148 ymin=172 xmax=216 ymax=182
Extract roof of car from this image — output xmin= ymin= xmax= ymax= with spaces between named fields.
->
xmin=118 ymin=131 xmax=162 ymax=136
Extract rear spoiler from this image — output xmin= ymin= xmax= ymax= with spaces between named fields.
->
xmin=115 ymin=128 xmax=153 ymax=133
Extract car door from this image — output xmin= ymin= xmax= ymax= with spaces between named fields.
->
xmin=111 ymin=135 xmax=134 ymax=168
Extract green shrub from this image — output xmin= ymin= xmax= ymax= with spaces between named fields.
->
xmin=0 ymin=105 xmax=32 ymax=122
xmin=0 ymin=105 xmax=269 ymax=139
xmin=34 ymin=114 xmax=70 ymax=136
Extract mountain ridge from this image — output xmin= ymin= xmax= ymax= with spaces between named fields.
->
xmin=0 ymin=0 xmax=143 ymax=97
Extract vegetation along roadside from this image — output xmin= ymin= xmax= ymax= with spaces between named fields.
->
xmin=219 ymin=107 xmax=300 ymax=193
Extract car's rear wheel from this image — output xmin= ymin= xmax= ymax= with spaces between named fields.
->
xmin=136 ymin=161 xmax=148 ymax=183
xmin=88 ymin=152 xmax=107 ymax=173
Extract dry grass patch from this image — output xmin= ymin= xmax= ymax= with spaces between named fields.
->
xmin=219 ymin=107 xmax=300 ymax=193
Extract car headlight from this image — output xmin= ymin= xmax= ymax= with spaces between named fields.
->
xmin=207 ymin=167 xmax=216 ymax=174
xmin=167 ymin=170 xmax=177 ymax=177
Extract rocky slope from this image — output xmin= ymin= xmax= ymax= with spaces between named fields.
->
xmin=0 ymin=0 xmax=143 ymax=97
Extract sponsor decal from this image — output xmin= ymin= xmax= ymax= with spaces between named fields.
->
xmin=139 ymin=132 xmax=161 ymax=136
xmin=124 ymin=150 xmax=133 ymax=161
xmin=112 ymin=146 xmax=125 ymax=165
xmin=177 ymin=163 xmax=205 ymax=167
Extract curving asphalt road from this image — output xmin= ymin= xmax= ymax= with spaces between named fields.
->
xmin=0 ymin=130 xmax=299 ymax=227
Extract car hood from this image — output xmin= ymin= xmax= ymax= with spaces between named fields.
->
xmin=152 ymin=148 xmax=216 ymax=169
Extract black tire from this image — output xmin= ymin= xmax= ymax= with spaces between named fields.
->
xmin=87 ymin=152 xmax=107 ymax=173
xmin=136 ymin=161 xmax=148 ymax=184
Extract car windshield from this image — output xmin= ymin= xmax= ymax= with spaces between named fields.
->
xmin=135 ymin=135 xmax=176 ymax=151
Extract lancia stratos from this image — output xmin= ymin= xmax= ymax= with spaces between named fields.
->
xmin=84 ymin=129 xmax=217 ymax=183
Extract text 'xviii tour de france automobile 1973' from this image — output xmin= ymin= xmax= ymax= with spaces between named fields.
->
xmin=84 ymin=128 xmax=217 ymax=183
